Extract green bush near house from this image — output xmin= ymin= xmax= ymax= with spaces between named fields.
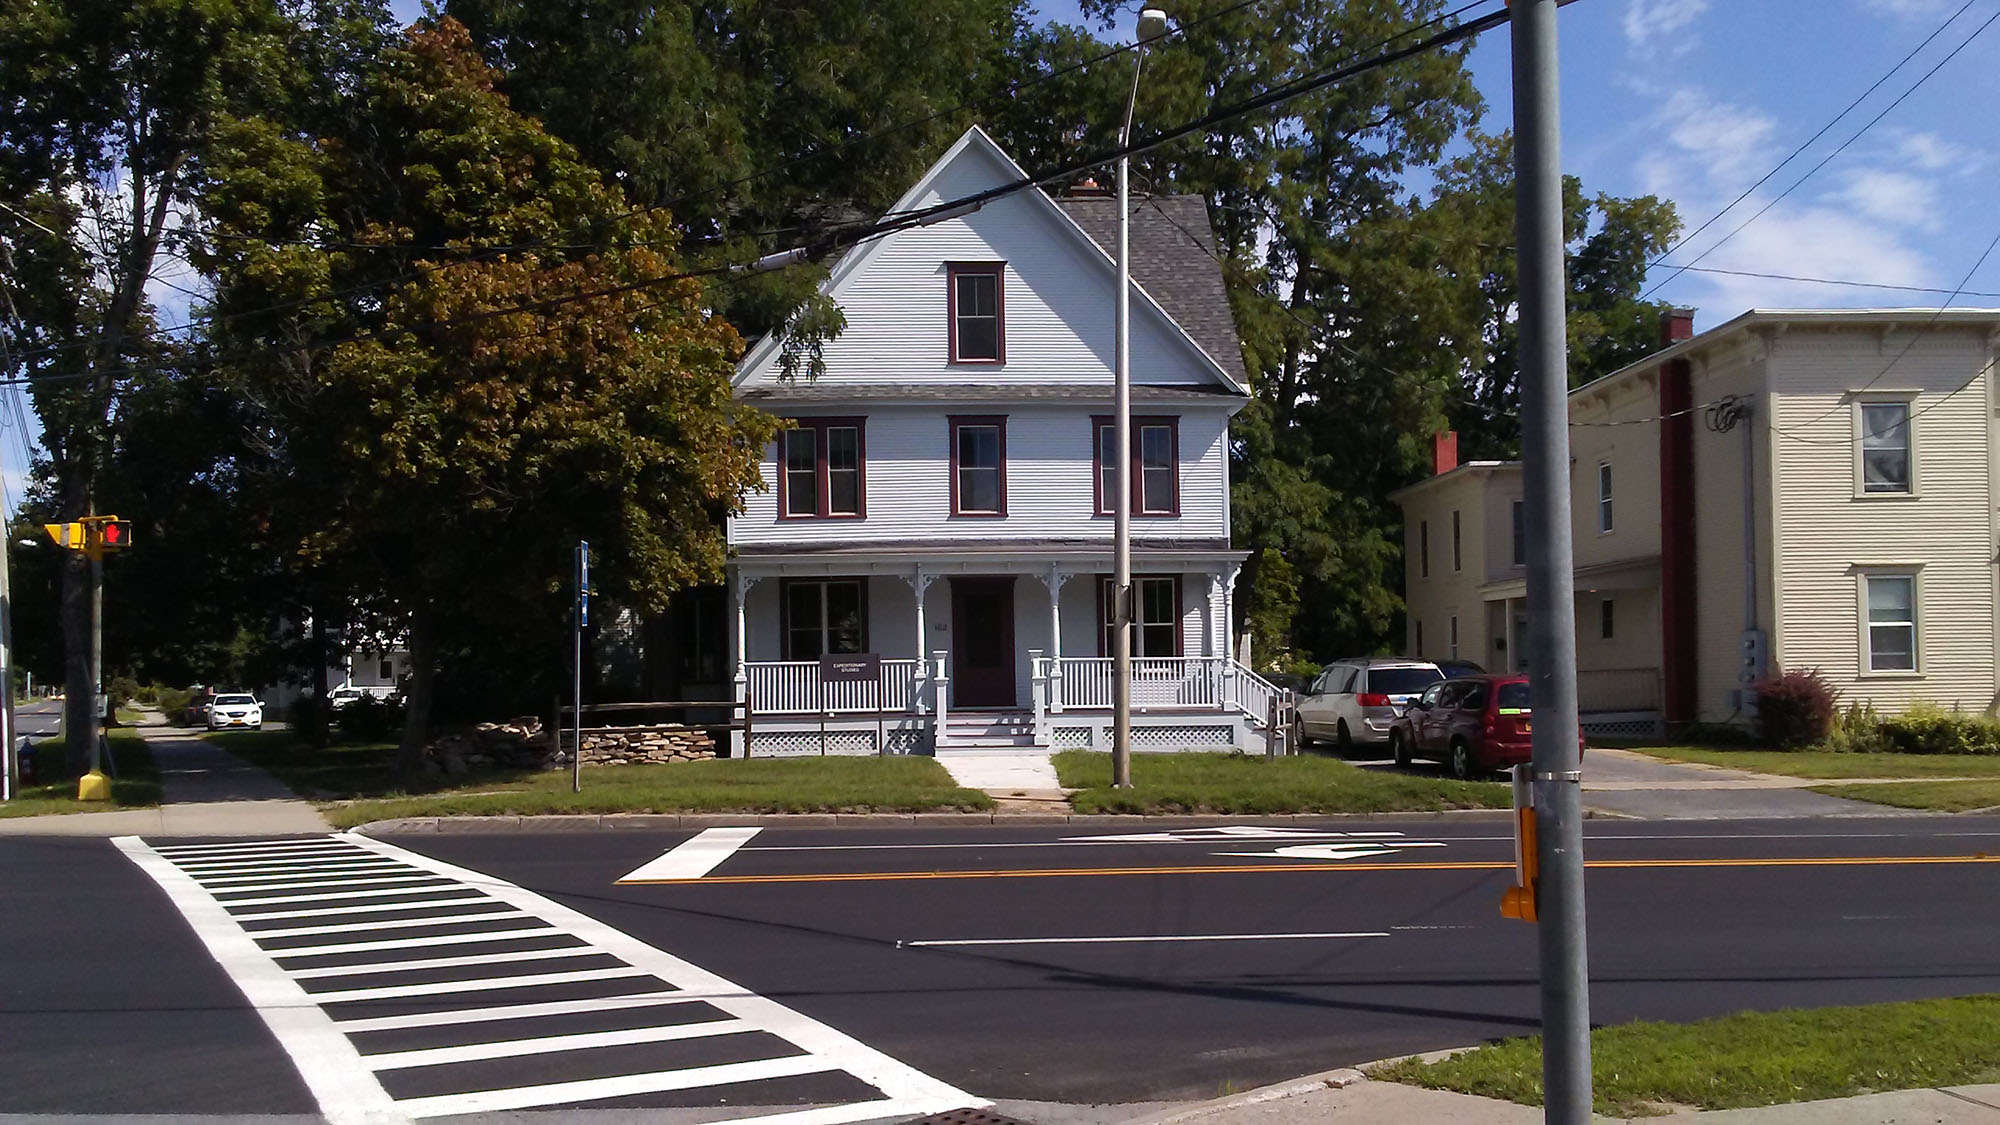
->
xmin=1879 ymin=702 xmax=2000 ymax=755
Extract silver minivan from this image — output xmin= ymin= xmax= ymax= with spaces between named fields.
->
xmin=1296 ymin=657 xmax=1444 ymax=750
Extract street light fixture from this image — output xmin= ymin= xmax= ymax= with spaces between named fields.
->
xmin=1112 ymin=7 xmax=1168 ymax=789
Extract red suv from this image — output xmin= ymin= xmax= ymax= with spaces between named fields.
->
xmin=1388 ymin=674 xmax=1584 ymax=779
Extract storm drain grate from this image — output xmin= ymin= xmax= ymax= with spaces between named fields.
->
xmin=902 ymin=1109 xmax=1042 ymax=1125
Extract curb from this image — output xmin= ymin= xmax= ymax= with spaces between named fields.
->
xmin=351 ymin=807 xmax=1518 ymax=835
xmin=1113 ymin=1045 xmax=1484 ymax=1125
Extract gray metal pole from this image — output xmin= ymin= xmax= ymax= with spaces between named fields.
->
xmin=573 ymin=541 xmax=586 ymax=794
xmin=1511 ymin=2 xmax=1592 ymax=1121
xmin=0 ymin=534 xmax=14 ymax=801
xmin=1112 ymin=49 xmax=1145 ymax=790
xmin=89 ymin=549 xmax=103 ymax=776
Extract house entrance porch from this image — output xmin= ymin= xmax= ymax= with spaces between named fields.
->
xmin=724 ymin=546 xmax=1285 ymax=754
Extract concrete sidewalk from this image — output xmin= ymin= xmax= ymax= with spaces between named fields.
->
xmin=1111 ymin=1066 xmax=2000 ymax=1124
xmin=0 ymin=724 xmax=329 ymax=837
xmin=1576 ymin=747 xmax=1925 ymax=819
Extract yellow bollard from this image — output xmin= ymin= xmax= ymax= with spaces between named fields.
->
xmin=77 ymin=770 xmax=111 ymax=801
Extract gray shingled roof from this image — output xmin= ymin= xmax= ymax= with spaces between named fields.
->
xmin=1055 ymin=194 xmax=1249 ymax=389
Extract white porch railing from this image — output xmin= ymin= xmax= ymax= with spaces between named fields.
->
xmin=744 ymin=659 xmax=923 ymax=715
xmin=738 ymin=654 xmax=1290 ymax=741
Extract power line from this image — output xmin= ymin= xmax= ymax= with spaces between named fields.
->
xmin=1641 ymin=1 xmax=1999 ymax=302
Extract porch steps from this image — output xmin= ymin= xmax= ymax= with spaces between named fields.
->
xmin=938 ymin=710 xmax=1041 ymax=750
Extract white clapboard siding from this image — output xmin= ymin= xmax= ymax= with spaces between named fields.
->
xmin=1768 ymin=323 xmax=1997 ymax=715
xmin=736 ymin=129 xmax=1237 ymax=393
xmin=732 ymin=403 xmax=1231 ymax=547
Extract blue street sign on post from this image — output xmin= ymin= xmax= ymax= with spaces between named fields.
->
xmin=577 ymin=541 xmax=590 ymax=627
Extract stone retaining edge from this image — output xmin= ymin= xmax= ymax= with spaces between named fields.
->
xmin=350 ymin=807 xmax=1516 ymax=835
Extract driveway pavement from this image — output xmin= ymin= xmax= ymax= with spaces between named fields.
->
xmin=1577 ymin=747 xmax=1924 ymax=819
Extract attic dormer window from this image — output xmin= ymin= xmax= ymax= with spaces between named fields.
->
xmin=948 ymin=262 xmax=1005 ymax=363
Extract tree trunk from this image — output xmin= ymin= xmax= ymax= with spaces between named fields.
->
xmin=59 ymin=547 xmax=93 ymax=776
xmin=394 ymin=603 xmax=436 ymax=784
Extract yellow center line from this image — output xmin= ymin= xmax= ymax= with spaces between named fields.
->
xmin=617 ymin=853 xmax=2000 ymax=886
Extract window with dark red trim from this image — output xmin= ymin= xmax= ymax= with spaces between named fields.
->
xmin=776 ymin=418 xmax=865 ymax=519
xmin=781 ymin=578 xmax=867 ymax=660
xmin=947 ymin=263 xmax=1005 ymax=363
xmin=1097 ymin=575 xmax=1182 ymax=657
xmin=1092 ymin=415 xmax=1180 ymax=516
xmin=948 ymin=415 xmax=1007 ymax=516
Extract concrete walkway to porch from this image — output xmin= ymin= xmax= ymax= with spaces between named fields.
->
xmin=936 ymin=750 xmax=1068 ymax=800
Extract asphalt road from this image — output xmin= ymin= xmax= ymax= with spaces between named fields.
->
xmin=5 ymin=816 xmax=2000 ymax=1119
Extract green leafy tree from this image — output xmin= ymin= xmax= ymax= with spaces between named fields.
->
xmin=0 ymin=0 xmax=294 ymax=769
xmin=200 ymin=19 xmax=777 ymax=776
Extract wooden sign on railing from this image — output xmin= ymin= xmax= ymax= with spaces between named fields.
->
xmin=818 ymin=654 xmax=882 ymax=682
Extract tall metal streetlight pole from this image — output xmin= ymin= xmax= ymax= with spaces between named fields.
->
xmin=1112 ymin=6 xmax=1168 ymax=790
xmin=1512 ymin=0 xmax=1593 ymax=1119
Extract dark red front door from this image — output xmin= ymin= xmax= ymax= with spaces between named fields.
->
xmin=952 ymin=577 xmax=1016 ymax=708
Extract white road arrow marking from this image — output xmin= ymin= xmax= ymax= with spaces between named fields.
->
xmin=1213 ymin=841 xmax=1450 ymax=861
xmin=1062 ymin=825 xmax=1408 ymax=844
xmin=617 ymin=826 xmax=763 ymax=883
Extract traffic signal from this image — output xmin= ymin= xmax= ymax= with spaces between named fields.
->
xmin=94 ymin=519 xmax=132 ymax=551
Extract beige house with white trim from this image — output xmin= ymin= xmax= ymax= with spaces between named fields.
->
xmin=1394 ymin=308 xmax=2000 ymax=733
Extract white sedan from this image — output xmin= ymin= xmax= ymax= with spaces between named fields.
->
xmin=206 ymin=693 xmax=264 ymax=730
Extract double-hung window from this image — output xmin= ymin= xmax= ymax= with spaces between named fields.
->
xmin=1100 ymin=575 xmax=1181 ymax=657
xmin=779 ymin=418 xmax=864 ymax=518
xmin=783 ymin=579 xmax=866 ymax=660
xmin=1859 ymin=401 xmax=1912 ymax=494
xmin=1863 ymin=573 xmax=1917 ymax=672
xmin=1093 ymin=416 xmax=1179 ymax=516
xmin=950 ymin=416 xmax=1007 ymax=516
xmin=948 ymin=263 xmax=1005 ymax=363
xmin=1597 ymin=461 xmax=1614 ymax=532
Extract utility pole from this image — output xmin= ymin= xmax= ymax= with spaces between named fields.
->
xmin=1512 ymin=1 xmax=1592 ymax=1121
xmin=0 ymin=528 xmax=14 ymax=801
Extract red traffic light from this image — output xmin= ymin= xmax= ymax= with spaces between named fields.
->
xmin=94 ymin=520 xmax=132 ymax=550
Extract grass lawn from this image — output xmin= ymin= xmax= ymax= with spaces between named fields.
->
xmin=1631 ymin=746 xmax=2000 ymax=779
xmin=1372 ymin=994 xmax=2000 ymax=1117
xmin=0 ymin=730 xmax=160 ymax=817
xmin=1053 ymin=750 xmax=1509 ymax=815
xmin=203 ymin=731 xmax=994 ymax=829
xmin=1809 ymin=779 xmax=2000 ymax=812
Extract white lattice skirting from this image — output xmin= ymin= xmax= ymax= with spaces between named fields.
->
xmin=1581 ymin=711 xmax=1665 ymax=740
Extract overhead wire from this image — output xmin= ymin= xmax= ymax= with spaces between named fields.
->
xmin=1640 ymin=1 xmax=2000 ymax=302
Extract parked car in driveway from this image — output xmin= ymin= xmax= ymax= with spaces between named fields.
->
xmin=1388 ymin=674 xmax=1584 ymax=779
xmin=206 ymin=693 xmax=263 ymax=730
xmin=1294 ymin=657 xmax=1444 ymax=751
xmin=182 ymin=690 xmax=215 ymax=727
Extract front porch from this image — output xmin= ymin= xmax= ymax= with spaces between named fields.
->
xmin=724 ymin=547 xmax=1285 ymax=756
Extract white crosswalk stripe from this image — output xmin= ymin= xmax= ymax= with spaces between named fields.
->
xmin=117 ymin=833 xmax=984 ymax=1124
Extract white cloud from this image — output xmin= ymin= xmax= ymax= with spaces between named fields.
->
xmin=1860 ymin=0 xmax=1958 ymax=17
xmin=1672 ymin=201 xmax=1935 ymax=311
xmin=1892 ymin=129 xmax=1982 ymax=173
xmin=1836 ymin=168 xmax=1942 ymax=230
xmin=1641 ymin=89 xmax=1779 ymax=197
xmin=1623 ymin=0 xmax=1711 ymax=47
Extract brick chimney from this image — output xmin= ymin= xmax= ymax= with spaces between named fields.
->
xmin=1432 ymin=430 xmax=1459 ymax=476
xmin=1662 ymin=306 xmax=1696 ymax=345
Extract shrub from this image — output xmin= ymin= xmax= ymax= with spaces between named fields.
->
xmin=1824 ymin=701 xmax=1894 ymax=754
xmin=154 ymin=686 xmax=194 ymax=723
xmin=106 ymin=674 xmax=142 ymax=712
xmin=335 ymin=692 xmax=405 ymax=741
xmin=1753 ymin=666 xmax=1838 ymax=749
xmin=1880 ymin=701 xmax=2000 ymax=755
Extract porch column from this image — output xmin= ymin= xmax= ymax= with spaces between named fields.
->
xmin=902 ymin=567 xmax=937 ymax=714
xmin=1040 ymin=566 xmax=1072 ymax=712
xmin=730 ymin=569 xmax=761 ymax=759
xmin=1223 ymin=563 xmax=1242 ymax=663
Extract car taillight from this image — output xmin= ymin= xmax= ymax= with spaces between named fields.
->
xmin=1358 ymin=692 xmax=1390 ymax=708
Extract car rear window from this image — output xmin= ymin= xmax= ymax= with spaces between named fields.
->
xmin=1496 ymin=683 xmax=1531 ymax=711
xmin=1370 ymin=668 xmax=1443 ymax=695
xmin=215 ymin=694 xmax=256 ymax=705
